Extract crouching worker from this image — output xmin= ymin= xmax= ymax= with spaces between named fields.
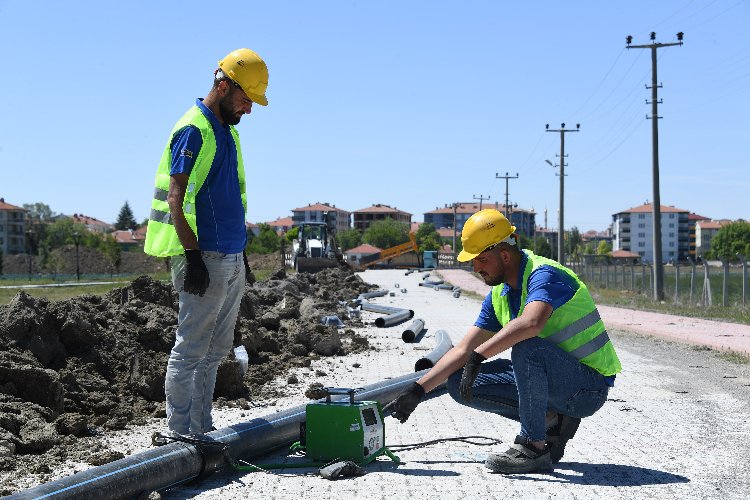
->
xmin=383 ymin=209 xmax=621 ymax=474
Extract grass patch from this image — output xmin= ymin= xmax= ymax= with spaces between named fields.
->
xmin=589 ymin=286 xmax=750 ymax=325
xmin=0 ymin=269 xmax=278 ymax=305
xmin=715 ymin=350 xmax=750 ymax=364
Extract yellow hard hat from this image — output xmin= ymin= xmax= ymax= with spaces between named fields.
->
xmin=218 ymin=48 xmax=269 ymax=106
xmin=457 ymin=209 xmax=516 ymax=262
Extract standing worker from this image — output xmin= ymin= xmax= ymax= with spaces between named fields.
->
xmin=384 ymin=209 xmax=621 ymax=474
xmin=144 ymin=48 xmax=268 ymax=439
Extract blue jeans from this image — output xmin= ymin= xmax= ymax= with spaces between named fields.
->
xmin=166 ymin=251 xmax=244 ymax=435
xmin=447 ymin=337 xmax=610 ymax=442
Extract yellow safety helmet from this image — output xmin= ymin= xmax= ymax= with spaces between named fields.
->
xmin=457 ymin=209 xmax=516 ymax=262
xmin=218 ymin=48 xmax=269 ymax=106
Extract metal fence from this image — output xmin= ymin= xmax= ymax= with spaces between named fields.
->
xmin=568 ymin=259 xmax=749 ymax=307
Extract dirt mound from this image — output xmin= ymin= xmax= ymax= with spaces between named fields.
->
xmin=0 ymin=267 xmax=374 ymax=482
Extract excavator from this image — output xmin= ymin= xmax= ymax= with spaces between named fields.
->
xmin=356 ymin=232 xmax=421 ymax=269
xmin=291 ymin=213 xmax=344 ymax=273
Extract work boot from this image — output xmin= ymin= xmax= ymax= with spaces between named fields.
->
xmin=485 ymin=436 xmax=552 ymax=474
xmin=546 ymin=414 xmax=581 ymax=463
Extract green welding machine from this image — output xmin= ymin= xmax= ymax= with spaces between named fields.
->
xmin=298 ymin=387 xmax=399 ymax=465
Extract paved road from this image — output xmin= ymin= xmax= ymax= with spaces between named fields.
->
xmin=162 ymin=269 xmax=750 ymax=500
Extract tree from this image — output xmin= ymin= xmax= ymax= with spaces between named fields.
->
xmin=115 ymin=201 xmax=138 ymax=231
xmin=362 ymin=218 xmax=409 ymax=249
xmin=597 ymin=240 xmax=612 ymax=255
xmin=415 ymin=223 xmax=441 ymax=252
xmin=584 ymin=242 xmax=596 ymax=255
xmin=533 ymin=236 xmax=552 ymax=258
xmin=22 ymin=202 xmax=55 ymax=221
xmin=0 ymin=248 xmax=3 ymax=275
xmin=706 ymin=221 xmax=750 ymax=261
xmin=336 ymin=228 xmax=362 ymax=251
xmin=566 ymin=227 xmax=583 ymax=262
xmin=247 ymin=224 xmax=280 ymax=254
xmin=285 ymin=226 xmax=299 ymax=243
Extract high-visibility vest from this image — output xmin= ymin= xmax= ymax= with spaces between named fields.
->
xmin=491 ymin=250 xmax=622 ymax=376
xmin=144 ymin=106 xmax=247 ymax=257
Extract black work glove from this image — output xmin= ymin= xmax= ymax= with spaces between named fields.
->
xmin=382 ymin=382 xmax=425 ymax=423
xmin=242 ymin=251 xmax=256 ymax=285
xmin=459 ymin=351 xmax=487 ymax=402
xmin=184 ymin=249 xmax=210 ymax=296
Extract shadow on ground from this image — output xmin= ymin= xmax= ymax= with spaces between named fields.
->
xmin=508 ymin=461 xmax=690 ymax=486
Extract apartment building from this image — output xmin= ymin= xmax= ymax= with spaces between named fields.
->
xmin=695 ymin=220 xmax=730 ymax=256
xmin=291 ymin=202 xmax=351 ymax=234
xmin=423 ymin=201 xmax=536 ymax=239
xmin=352 ymin=204 xmax=411 ymax=232
xmin=0 ymin=198 xmax=27 ymax=255
xmin=612 ymin=203 xmax=690 ymax=263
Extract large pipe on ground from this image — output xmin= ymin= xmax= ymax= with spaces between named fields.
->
xmin=358 ymin=290 xmax=389 ymax=300
xmin=360 ymin=303 xmax=414 ymax=318
xmin=415 ymin=329 xmax=453 ymax=371
xmin=374 ymin=308 xmax=413 ymax=328
xmin=402 ymin=318 xmax=425 ymax=343
xmin=8 ymin=334 xmax=454 ymax=500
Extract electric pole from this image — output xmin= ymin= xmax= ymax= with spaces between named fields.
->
xmin=473 ymin=194 xmax=491 ymax=211
xmin=545 ymin=123 xmax=580 ymax=266
xmin=627 ymin=31 xmax=683 ymax=301
xmin=494 ymin=172 xmax=519 ymax=220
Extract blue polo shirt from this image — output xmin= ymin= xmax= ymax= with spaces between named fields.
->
xmin=169 ymin=99 xmax=246 ymax=254
xmin=474 ymin=250 xmax=579 ymax=332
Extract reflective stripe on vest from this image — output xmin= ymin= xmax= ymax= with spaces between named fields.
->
xmin=491 ymin=250 xmax=622 ymax=376
xmin=143 ymin=105 xmax=247 ymax=257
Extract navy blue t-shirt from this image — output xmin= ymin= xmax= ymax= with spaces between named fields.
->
xmin=474 ymin=251 xmax=579 ymax=332
xmin=169 ymin=99 xmax=246 ymax=254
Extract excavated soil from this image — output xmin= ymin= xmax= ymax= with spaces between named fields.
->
xmin=0 ymin=266 xmax=374 ymax=491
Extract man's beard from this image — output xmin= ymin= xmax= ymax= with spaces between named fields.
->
xmin=219 ymin=96 xmax=242 ymax=126
xmin=479 ymin=266 xmax=505 ymax=286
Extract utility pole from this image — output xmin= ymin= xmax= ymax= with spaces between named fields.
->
xmin=627 ymin=31 xmax=683 ymax=301
xmin=473 ymin=194 xmax=491 ymax=211
xmin=452 ymin=202 xmax=459 ymax=256
xmin=545 ymin=123 xmax=580 ymax=266
xmin=494 ymin=172 xmax=519 ymax=220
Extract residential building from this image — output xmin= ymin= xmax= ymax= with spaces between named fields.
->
xmin=0 ymin=198 xmax=27 ymax=255
xmin=352 ymin=204 xmax=411 ymax=232
xmin=581 ymin=229 xmax=613 ymax=249
xmin=535 ymin=227 xmax=558 ymax=257
xmin=71 ymin=213 xmax=113 ymax=234
xmin=611 ymin=203 xmax=690 ymax=263
xmin=688 ymin=213 xmax=711 ymax=259
xmin=291 ymin=202 xmax=351 ymax=234
xmin=344 ymin=243 xmax=381 ymax=265
xmin=423 ymin=201 xmax=536 ymax=239
xmin=265 ymin=217 xmax=294 ymax=235
xmin=695 ymin=220 xmax=730 ymax=256
xmin=246 ymin=222 xmax=261 ymax=237
xmin=112 ymin=229 xmax=145 ymax=251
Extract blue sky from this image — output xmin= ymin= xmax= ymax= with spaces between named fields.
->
xmin=1 ymin=0 xmax=748 ymax=232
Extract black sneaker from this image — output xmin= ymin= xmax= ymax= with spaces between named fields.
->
xmin=547 ymin=414 xmax=581 ymax=463
xmin=485 ymin=436 xmax=552 ymax=474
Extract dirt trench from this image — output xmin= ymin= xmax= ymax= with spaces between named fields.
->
xmin=0 ymin=266 xmax=374 ymax=486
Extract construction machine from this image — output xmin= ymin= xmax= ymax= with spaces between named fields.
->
xmin=292 ymin=214 xmax=343 ymax=273
xmin=356 ymin=232 xmax=421 ymax=269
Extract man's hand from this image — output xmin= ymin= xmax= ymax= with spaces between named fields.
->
xmin=459 ymin=351 xmax=487 ymax=402
xmin=382 ymin=382 xmax=425 ymax=423
xmin=184 ymin=250 xmax=210 ymax=296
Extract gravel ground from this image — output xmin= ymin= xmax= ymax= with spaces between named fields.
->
xmin=4 ymin=269 xmax=750 ymax=500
